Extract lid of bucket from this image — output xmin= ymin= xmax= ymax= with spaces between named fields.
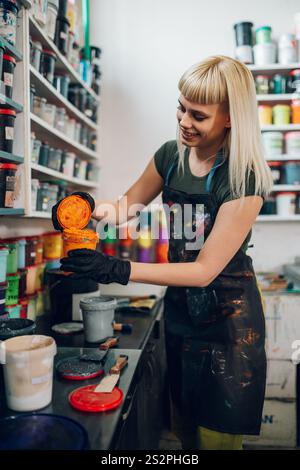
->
xmin=0 ymin=414 xmax=89 ymax=450
xmin=0 ymin=318 xmax=36 ymax=340
xmin=69 ymin=384 xmax=123 ymax=412
xmin=52 ymin=322 xmax=83 ymax=335
xmin=56 ymin=194 xmax=92 ymax=230
xmin=56 ymin=356 xmax=104 ymax=380
xmin=80 ymin=296 xmax=117 ymax=311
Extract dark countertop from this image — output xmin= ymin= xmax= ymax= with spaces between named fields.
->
xmin=0 ymin=347 xmax=141 ymax=450
xmin=36 ymin=297 xmax=164 ymax=351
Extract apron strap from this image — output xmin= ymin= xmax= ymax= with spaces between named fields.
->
xmin=205 ymin=150 xmax=225 ymax=192
xmin=165 ymin=159 xmax=178 ymax=186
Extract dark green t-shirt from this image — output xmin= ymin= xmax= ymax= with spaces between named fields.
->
xmin=154 ymin=140 xmax=260 ymax=253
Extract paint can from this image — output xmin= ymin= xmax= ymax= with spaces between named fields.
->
xmin=273 ymin=105 xmax=291 ymax=125
xmin=276 ymin=192 xmax=297 ymax=215
xmin=262 ymin=132 xmax=283 ymax=156
xmin=253 ymin=43 xmax=276 ymax=65
xmin=80 ymin=296 xmax=117 ymax=343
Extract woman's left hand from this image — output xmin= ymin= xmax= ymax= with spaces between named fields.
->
xmin=60 ymin=249 xmax=131 ymax=285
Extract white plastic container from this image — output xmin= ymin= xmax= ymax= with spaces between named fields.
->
xmin=80 ymin=296 xmax=117 ymax=343
xmin=78 ymin=160 xmax=87 ymax=180
xmin=262 ymin=132 xmax=283 ymax=156
xmin=253 ymin=43 xmax=277 ymax=65
xmin=285 ymin=131 xmax=300 ymax=156
xmin=42 ymin=103 xmax=56 ymax=127
xmin=278 ymin=34 xmax=297 ymax=65
xmin=63 ymin=152 xmax=75 ymax=176
xmin=0 ymin=335 xmax=56 ymax=412
xmin=235 ymin=45 xmax=253 ymax=64
xmin=276 ymin=192 xmax=296 ymax=215
xmin=45 ymin=0 xmax=58 ymax=41
xmin=31 ymin=179 xmax=40 ymax=211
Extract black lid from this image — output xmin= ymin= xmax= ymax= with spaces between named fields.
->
xmin=233 ymin=22 xmax=253 ymax=29
xmin=90 ymin=46 xmax=102 ymax=57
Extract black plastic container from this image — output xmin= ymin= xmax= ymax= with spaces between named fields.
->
xmin=2 ymin=54 xmax=16 ymax=98
xmin=53 ymin=73 xmax=70 ymax=97
xmin=233 ymin=22 xmax=253 ymax=46
xmin=0 ymin=37 xmax=5 ymax=80
xmin=38 ymin=142 xmax=50 ymax=166
xmin=0 ymin=318 xmax=36 ymax=340
xmin=40 ymin=49 xmax=57 ymax=84
xmin=0 ymin=162 xmax=17 ymax=207
xmin=0 ymin=108 xmax=16 ymax=152
xmin=68 ymin=84 xmax=86 ymax=111
xmin=55 ymin=16 xmax=70 ymax=56
xmin=58 ymin=0 xmax=68 ymax=17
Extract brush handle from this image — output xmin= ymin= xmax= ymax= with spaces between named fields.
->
xmin=110 ymin=355 xmax=128 ymax=374
xmin=99 ymin=337 xmax=119 ymax=350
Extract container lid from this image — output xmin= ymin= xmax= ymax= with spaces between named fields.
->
xmin=0 ymin=318 xmax=36 ymax=340
xmin=0 ymin=414 xmax=89 ymax=450
xmin=0 ymin=282 xmax=7 ymax=290
xmin=273 ymin=104 xmax=291 ymax=110
xmin=69 ymin=384 xmax=123 ymax=412
xmin=0 ymin=109 xmax=16 ymax=116
xmin=56 ymin=356 xmax=104 ymax=380
xmin=234 ymin=22 xmax=253 ymax=28
xmin=80 ymin=296 xmax=117 ymax=311
xmin=268 ymin=161 xmax=282 ymax=166
xmin=56 ymin=194 xmax=92 ymax=230
xmin=42 ymin=49 xmax=57 ymax=58
xmin=0 ymin=163 xmax=17 ymax=170
xmin=3 ymin=54 xmax=16 ymax=64
xmin=256 ymin=25 xmax=272 ymax=32
xmin=52 ymin=322 xmax=83 ymax=335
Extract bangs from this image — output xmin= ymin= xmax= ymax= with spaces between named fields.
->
xmin=178 ymin=60 xmax=228 ymax=105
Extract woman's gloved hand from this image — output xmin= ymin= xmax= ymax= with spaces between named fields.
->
xmin=52 ymin=192 xmax=95 ymax=231
xmin=60 ymin=249 xmax=131 ymax=285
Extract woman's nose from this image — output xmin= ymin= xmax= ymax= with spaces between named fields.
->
xmin=179 ymin=111 xmax=193 ymax=128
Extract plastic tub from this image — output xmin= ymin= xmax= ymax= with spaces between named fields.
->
xmin=40 ymin=49 xmax=56 ymax=84
xmin=0 ymin=318 xmax=36 ymax=340
xmin=273 ymin=105 xmax=291 ymax=125
xmin=285 ymin=132 xmax=300 ymax=156
xmin=48 ymin=148 xmax=62 ymax=172
xmin=253 ymin=43 xmax=276 ymax=65
xmin=258 ymin=105 xmax=272 ymax=125
xmin=282 ymin=162 xmax=300 ymax=185
xmin=256 ymin=26 xmax=272 ymax=44
xmin=54 ymin=16 xmax=70 ymax=56
xmin=0 ymin=0 xmax=19 ymax=45
xmin=42 ymin=103 xmax=56 ymax=127
xmin=2 ymin=54 xmax=16 ymax=98
xmin=31 ymin=138 xmax=41 ymax=163
xmin=0 ymin=109 xmax=16 ymax=152
xmin=46 ymin=0 xmax=58 ymax=40
xmin=262 ymin=132 xmax=283 ymax=156
xmin=17 ymin=238 xmax=26 ymax=269
xmin=43 ymin=232 xmax=62 ymax=259
xmin=53 ymin=73 xmax=70 ymax=98
xmin=5 ymin=273 xmax=20 ymax=306
xmin=0 ymin=247 xmax=9 ymax=282
xmin=30 ymin=40 xmax=42 ymax=70
xmin=0 ymin=281 xmax=7 ymax=315
xmin=62 ymin=228 xmax=99 ymax=257
xmin=80 ymin=296 xmax=117 ymax=343
xmin=25 ymin=236 xmax=38 ymax=266
xmin=6 ymin=303 xmax=21 ymax=318
xmin=268 ymin=161 xmax=282 ymax=184
xmin=25 ymin=265 xmax=37 ymax=295
xmin=18 ymin=267 xmax=27 ymax=298
xmin=0 ymin=335 xmax=57 ymax=411
xmin=5 ymin=241 xmax=17 ymax=273
xmin=0 ymin=413 xmax=89 ymax=450
xmin=276 ymin=192 xmax=297 ymax=215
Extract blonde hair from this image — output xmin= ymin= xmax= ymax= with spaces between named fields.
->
xmin=177 ymin=55 xmax=273 ymax=198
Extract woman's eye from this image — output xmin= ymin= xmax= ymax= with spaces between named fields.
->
xmin=194 ymin=115 xmax=205 ymax=121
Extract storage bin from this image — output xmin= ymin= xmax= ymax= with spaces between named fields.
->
xmin=282 ymin=162 xmax=300 ymax=185
xmin=5 ymin=273 xmax=20 ymax=306
xmin=285 ymin=132 xmax=300 ymax=156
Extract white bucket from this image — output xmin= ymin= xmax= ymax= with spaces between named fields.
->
xmin=0 ymin=335 xmax=57 ymax=412
xmin=80 ymin=296 xmax=117 ymax=343
xmin=253 ymin=43 xmax=277 ymax=65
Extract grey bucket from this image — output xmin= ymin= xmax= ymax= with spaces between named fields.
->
xmin=80 ymin=296 xmax=117 ymax=343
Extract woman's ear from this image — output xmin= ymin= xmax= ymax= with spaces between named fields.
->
xmin=225 ymin=114 xmax=231 ymax=128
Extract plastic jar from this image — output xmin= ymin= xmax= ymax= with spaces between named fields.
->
xmin=268 ymin=161 xmax=283 ymax=184
xmin=291 ymin=99 xmax=300 ymax=124
xmin=271 ymin=74 xmax=289 ymax=94
xmin=2 ymin=54 xmax=16 ymax=99
xmin=255 ymin=75 xmax=269 ymax=95
xmin=278 ymin=34 xmax=297 ymax=64
xmin=262 ymin=132 xmax=283 ymax=156
xmin=273 ymin=105 xmax=291 ymax=125
xmin=54 ymin=107 xmax=66 ymax=133
xmin=33 ymin=96 xmax=46 ymax=118
xmin=0 ymin=0 xmax=19 ymax=45
xmin=285 ymin=132 xmax=300 ymax=156
xmin=0 ymin=335 xmax=57 ymax=411
xmin=276 ymin=192 xmax=297 ymax=215
xmin=31 ymin=138 xmax=41 ymax=163
xmin=5 ymin=273 xmax=20 ymax=306
xmin=42 ymin=103 xmax=56 ymax=127
xmin=25 ymin=236 xmax=38 ymax=267
xmin=78 ymin=160 xmax=87 ymax=180
xmin=256 ymin=26 xmax=272 ymax=44
xmin=48 ymin=148 xmax=62 ymax=172
xmin=282 ymin=162 xmax=300 ymax=185
xmin=80 ymin=296 xmax=116 ymax=343
xmin=18 ymin=268 xmax=27 ymax=298
xmin=31 ymin=179 xmax=40 ymax=211
xmin=38 ymin=142 xmax=49 ymax=166
xmin=0 ymin=109 xmax=16 ymax=152
xmin=253 ymin=43 xmax=276 ymax=66
xmin=5 ymin=241 xmax=17 ymax=274
xmin=30 ymin=40 xmax=43 ymax=70
xmin=43 ymin=232 xmax=62 ymax=260
xmin=30 ymin=84 xmax=36 ymax=112
xmin=0 ymin=163 xmax=17 ymax=208
xmin=258 ymin=105 xmax=272 ymax=125
xmin=0 ymin=247 xmax=8 ymax=283
xmin=17 ymin=238 xmax=26 ymax=269
xmin=46 ymin=184 xmax=59 ymax=212
xmin=0 ymin=281 xmax=7 ymax=315
xmin=53 ymin=73 xmax=70 ymax=98
xmin=54 ymin=16 xmax=70 ymax=56
xmin=40 ymin=49 xmax=57 ymax=84
xmin=62 ymin=152 xmax=75 ymax=176
xmin=62 ymin=228 xmax=99 ymax=257
xmin=65 ymin=117 xmax=76 ymax=139
xmin=45 ymin=0 xmax=59 ymax=40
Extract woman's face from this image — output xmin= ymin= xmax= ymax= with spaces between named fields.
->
xmin=177 ymin=94 xmax=231 ymax=149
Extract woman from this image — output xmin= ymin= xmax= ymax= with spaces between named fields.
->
xmin=54 ymin=56 xmax=273 ymax=450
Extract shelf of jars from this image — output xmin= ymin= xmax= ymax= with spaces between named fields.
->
xmin=261 ymin=124 xmax=300 ymax=131
xmin=31 ymin=163 xmax=98 ymax=188
xmin=0 ymin=208 xmax=25 ymax=216
xmin=257 ymin=94 xmax=295 ymax=102
xmin=248 ymin=63 xmax=300 ymax=73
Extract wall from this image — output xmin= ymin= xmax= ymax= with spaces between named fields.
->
xmin=89 ymin=0 xmax=300 ymax=271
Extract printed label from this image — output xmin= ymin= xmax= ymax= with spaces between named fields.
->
xmin=4 ymin=191 xmax=14 ymax=207
xmin=32 ymin=373 xmax=52 ymax=385
xmin=5 ymin=127 xmax=14 ymax=140
xmin=4 ymin=72 xmax=13 ymax=87
xmin=60 ymin=31 xmax=68 ymax=40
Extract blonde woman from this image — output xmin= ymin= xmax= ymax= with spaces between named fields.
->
xmin=57 ymin=56 xmax=273 ymax=450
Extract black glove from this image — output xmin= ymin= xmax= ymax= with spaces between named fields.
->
xmin=52 ymin=192 xmax=95 ymax=231
xmin=60 ymin=249 xmax=131 ymax=285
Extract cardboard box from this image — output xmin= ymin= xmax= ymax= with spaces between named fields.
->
xmin=265 ymin=360 xmax=296 ymax=399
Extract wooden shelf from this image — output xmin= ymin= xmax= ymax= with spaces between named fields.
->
xmin=249 ymin=63 xmax=300 ymax=73
xmin=31 ymin=163 xmax=98 ymax=188
xmin=30 ymin=113 xmax=98 ymax=160
xmin=30 ymin=66 xmax=98 ymax=130
xmin=29 ymin=15 xmax=100 ymax=102
xmin=0 ymin=151 xmax=24 ymax=164
xmin=1 ymin=38 xmax=23 ymax=61
xmin=0 ymin=208 xmax=25 ymax=216
xmin=257 ymin=94 xmax=295 ymax=102
xmin=272 ymin=185 xmax=300 ymax=191
xmin=257 ymin=215 xmax=300 ymax=222
xmin=261 ymin=124 xmax=300 ymax=131
xmin=0 ymin=94 xmax=23 ymax=112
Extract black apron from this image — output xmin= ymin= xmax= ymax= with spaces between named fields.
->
xmin=162 ymin=150 xmax=266 ymax=438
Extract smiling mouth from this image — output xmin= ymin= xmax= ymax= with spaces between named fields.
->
xmin=181 ymin=129 xmax=200 ymax=138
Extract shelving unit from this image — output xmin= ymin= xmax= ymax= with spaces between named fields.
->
xmin=31 ymin=163 xmax=98 ymax=188
xmin=0 ymin=208 xmax=25 ymax=216
xmin=257 ymin=94 xmax=295 ymax=102
xmin=261 ymin=124 xmax=300 ymax=131
xmin=0 ymin=151 xmax=24 ymax=164
xmin=249 ymin=63 xmax=300 ymax=73
xmin=0 ymin=93 xmax=23 ymax=113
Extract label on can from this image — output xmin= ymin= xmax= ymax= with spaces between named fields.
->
xmin=5 ymin=127 xmax=14 ymax=140
xmin=4 ymin=72 xmax=13 ymax=87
